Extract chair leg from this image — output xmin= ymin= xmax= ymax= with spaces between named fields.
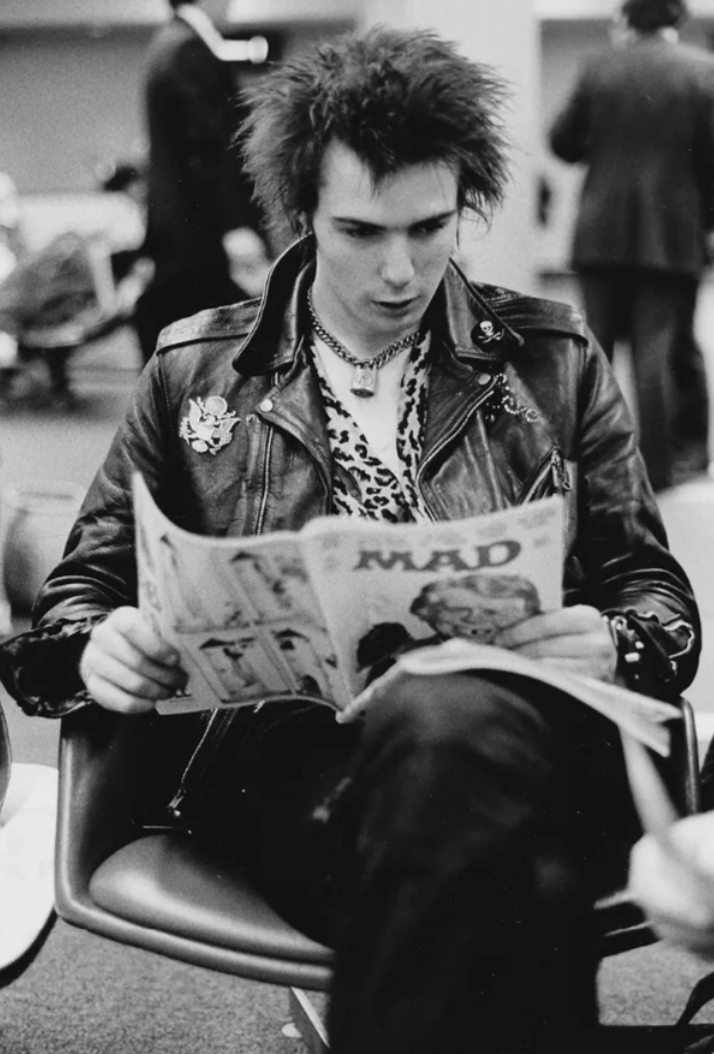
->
xmin=288 ymin=987 xmax=330 ymax=1053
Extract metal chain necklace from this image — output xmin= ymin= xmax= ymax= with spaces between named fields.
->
xmin=307 ymin=287 xmax=421 ymax=398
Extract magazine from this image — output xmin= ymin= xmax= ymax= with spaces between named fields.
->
xmin=133 ymin=474 xmax=681 ymax=756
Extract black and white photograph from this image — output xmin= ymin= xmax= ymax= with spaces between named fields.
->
xmin=2 ymin=2 xmax=714 ymax=1052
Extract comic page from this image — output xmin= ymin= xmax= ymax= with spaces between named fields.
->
xmin=135 ymin=476 xmax=566 ymax=713
xmin=134 ymin=474 xmax=349 ymax=714
xmin=300 ymin=496 xmax=564 ymax=700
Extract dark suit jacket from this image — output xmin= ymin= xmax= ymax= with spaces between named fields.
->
xmin=142 ymin=12 xmax=258 ymax=277
xmin=550 ymin=35 xmax=714 ymax=276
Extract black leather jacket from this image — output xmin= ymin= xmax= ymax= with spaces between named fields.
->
xmin=0 ymin=241 xmax=700 ymax=730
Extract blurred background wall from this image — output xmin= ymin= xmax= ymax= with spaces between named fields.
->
xmin=4 ymin=0 xmax=714 ymax=294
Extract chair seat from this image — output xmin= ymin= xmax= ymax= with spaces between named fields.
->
xmin=90 ymin=831 xmax=334 ymax=968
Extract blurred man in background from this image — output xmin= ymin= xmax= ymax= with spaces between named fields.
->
xmin=549 ymin=0 xmax=714 ymax=492
xmin=136 ymin=0 xmax=265 ymax=363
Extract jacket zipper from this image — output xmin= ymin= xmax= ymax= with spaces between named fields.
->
xmin=520 ymin=447 xmax=571 ymax=504
xmin=167 ymin=708 xmax=236 ymax=824
xmin=255 ymin=424 xmax=274 ymax=536
xmin=255 ymin=370 xmax=281 ymax=537
xmin=416 ymin=375 xmax=498 ymax=519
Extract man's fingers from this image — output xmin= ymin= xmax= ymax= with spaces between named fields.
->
xmin=494 ymin=606 xmax=601 ymax=648
xmin=86 ymin=634 xmax=184 ymax=691
xmin=92 ymin=606 xmax=181 ymax=668
xmin=491 ymin=605 xmax=617 ymax=682
xmin=82 ymin=649 xmax=183 ymax=700
xmin=79 ymin=667 xmax=159 ymax=714
xmin=80 ymin=606 xmax=187 ymax=713
xmin=506 ymin=637 xmax=605 ymax=659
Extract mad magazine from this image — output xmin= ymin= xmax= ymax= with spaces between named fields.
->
xmin=133 ymin=474 xmax=680 ymax=758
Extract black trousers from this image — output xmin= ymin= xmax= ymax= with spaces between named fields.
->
xmin=186 ymin=671 xmax=642 ymax=1054
xmin=671 ymin=279 xmax=710 ymax=474
xmin=578 ymin=268 xmax=693 ymax=492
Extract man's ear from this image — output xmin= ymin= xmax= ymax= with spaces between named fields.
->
xmin=296 ymin=213 xmax=312 ymax=238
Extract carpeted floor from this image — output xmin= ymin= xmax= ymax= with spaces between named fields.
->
xmin=0 ymin=922 xmax=305 ymax=1054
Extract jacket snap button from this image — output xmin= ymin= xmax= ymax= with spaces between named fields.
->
xmin=259 ymin=398 xmax=273 ymax=412
xmin=477 ymin=373 xmax=491 ymax=385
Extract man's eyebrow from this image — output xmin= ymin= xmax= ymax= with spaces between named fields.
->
xmin=333 ymin=209 xmax=457 ymax=229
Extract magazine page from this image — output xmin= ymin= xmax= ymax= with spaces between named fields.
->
xmin=301 ymin=496 xmax=564 ymax=701
xmin=339 ymin=638 xmax=682 ymax=756
xmin=133 ymin=474 xmax=350 ymax=714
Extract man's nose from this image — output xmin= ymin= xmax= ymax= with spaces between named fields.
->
xmin=381 ymin=238 xmax=415 ymax=287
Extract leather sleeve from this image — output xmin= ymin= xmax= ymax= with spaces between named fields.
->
xmin=572 ymin=331 xmax=700 ymax=699
xmin=0 ymin=356 xmax=172 ymax=716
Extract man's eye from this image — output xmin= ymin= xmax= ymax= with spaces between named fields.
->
xmin=414 ymin=220 xmax=449 ymax=236
xmin=343 ymin=227 xmax=375 ymax=240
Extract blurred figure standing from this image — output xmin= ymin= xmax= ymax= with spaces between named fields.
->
xmin=549 ymin=0 xmax=714 ymax=492
xmin=136 ymin=0 xmax=263 ymax=363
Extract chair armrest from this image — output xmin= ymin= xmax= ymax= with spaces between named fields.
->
xmin=55 ymin=705 xmax=150 ymax=914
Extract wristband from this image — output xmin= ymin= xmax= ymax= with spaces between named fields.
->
xmin=602 ymin=613 xmax=645 ymax=687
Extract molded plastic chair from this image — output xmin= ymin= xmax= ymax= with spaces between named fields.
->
xmin=55 ymin=697 xmax=701 ymax=1052
xmin=55 ymin=705 xmax=332 ymax=1051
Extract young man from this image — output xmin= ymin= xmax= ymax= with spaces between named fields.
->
xmin=0 ymin=27 xmax=700 ymax=1053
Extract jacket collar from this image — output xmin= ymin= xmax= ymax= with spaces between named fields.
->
xmin=231 ymin=238 xmax=523 ymax=376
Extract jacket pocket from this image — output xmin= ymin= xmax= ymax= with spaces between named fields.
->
xmin=519 ymin=447 xmax=572 ymax=502
xmin=519 ymin=446 xmax=578 ymax=555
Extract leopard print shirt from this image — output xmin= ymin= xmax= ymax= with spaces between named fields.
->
xmin=309 ymin=334 xmax=432 ymax=523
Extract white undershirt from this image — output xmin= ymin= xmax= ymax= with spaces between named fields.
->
xmin=311 ymin=334 xmax=412 ymax=476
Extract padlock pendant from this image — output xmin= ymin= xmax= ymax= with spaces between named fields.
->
xmin=350 ymin=363 xmax=376 ymax=398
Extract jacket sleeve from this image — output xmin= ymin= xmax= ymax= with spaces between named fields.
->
xmin=0 ymin=357 xmax=172 ymax=717
xmin=572 ymin=333 xmax=700 ymax=700
xmin=549 ymin=67 xmax=592 ymax=165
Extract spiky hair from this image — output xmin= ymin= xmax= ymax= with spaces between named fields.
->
xmin=238 ymin=26 xmax=511 ymax=241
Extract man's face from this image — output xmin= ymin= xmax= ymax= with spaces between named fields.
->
xmin=310 ymin=141 xmax=459 ymax=348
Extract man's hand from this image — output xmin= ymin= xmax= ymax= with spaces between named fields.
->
xmin=492 ymin=604 xmax=618 ymax=683
xmin=79 ymin=606 xmax=187 ymax=713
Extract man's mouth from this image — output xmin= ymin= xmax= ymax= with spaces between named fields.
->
xmin=375 ymin=297 xmax=417 ymax=312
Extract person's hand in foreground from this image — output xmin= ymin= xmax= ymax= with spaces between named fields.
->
xmin=629 ymin=811 xmax=714 ymax=959
xmin=492 ymin=604 xmax=618 ymax=683
xmin=79 ymin=605 xmax=187 ymax=713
